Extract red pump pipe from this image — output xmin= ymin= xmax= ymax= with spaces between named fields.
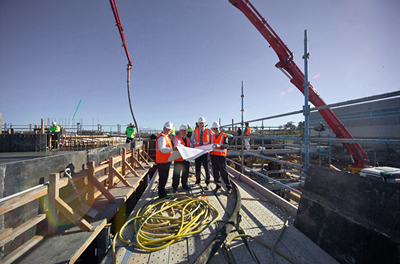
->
xmin=229 ymin=0 xmax=368 ymax=168
xmin=109 ymin=0 xmax=140 ymax=137
xmin=109 ymin=0 xmax=132 ymax=68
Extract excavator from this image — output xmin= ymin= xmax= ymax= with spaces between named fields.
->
xmin=228 ymin=0 xmax=369 ymax=172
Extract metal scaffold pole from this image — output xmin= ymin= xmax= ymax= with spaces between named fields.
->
xmin=303 ymin=29 xmax=310 ymax=186
xmin=241 ymin=81 xmax=245 ymax=174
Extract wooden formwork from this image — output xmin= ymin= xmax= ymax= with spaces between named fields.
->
xmin=0 ymin=147 xmax=154 ymax=264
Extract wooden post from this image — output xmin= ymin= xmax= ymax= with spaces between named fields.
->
xmin=145 ymin=141 xmax=149 ymax=161
xmin=48 ymin=173 xmax=59 ymax=235
xmin=122 ymin=147 xmax=126 ymax=176
xmin=108 ymin=156 xmax=114 ymax=188
xmin=41 ymin=118 xmax=45 ymax=134
xmin=48 ymin=133 xmax=52 ymax=150
xmin=131 ymin=148 xmax=135 ymax=168
xmin=49 ymin=173 xmax=93 ymax=232
xmin=87 ymin=161 xmax=95 ymax=205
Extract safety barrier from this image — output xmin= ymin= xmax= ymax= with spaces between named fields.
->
xmin=0 ymin=147 xmax=153 ymax=264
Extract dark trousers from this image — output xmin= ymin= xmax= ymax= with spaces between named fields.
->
xmin=172 ymin=160 xmax=190 ymax=189
xmin=126 ymin=137 xmax=133 ymax=143
xmin=157 ymin=162 xmax=171 ymax=197
xmin=211 ymin=155 xmax=231 ymax=189
xmin=50 ymin=132 xmax=60 ymax=149
xmin=195 ymin=153 xmax=210 ymax=185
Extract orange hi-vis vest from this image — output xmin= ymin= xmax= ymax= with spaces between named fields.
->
xmin=194 ymin=128 xmax=211 ymax=147
xmin=211 ymin=132 xmax=228 ymax=156
xmin=174 ymin=135 xmax=190 ymax=161
xmin=244 ymin=126 xmax=251 ymax=136
xmin=156 ymin=132 xmax=172 ymax=163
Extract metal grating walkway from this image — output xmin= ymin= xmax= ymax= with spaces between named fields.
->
xmin=102 ymin=163 xmax=338 ymax=264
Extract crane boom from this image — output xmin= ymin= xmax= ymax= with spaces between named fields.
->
xmin=229 ymin=0 xmax=368 ymax=168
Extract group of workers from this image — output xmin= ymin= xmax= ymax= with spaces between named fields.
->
xmin=155 ymin=117 xmax=234 ymax=199
xmin=124 ymin=118 xmax=252 ymax=199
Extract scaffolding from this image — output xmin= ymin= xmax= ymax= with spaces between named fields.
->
xmin=222 ymin=30 xmax=400 ymax=198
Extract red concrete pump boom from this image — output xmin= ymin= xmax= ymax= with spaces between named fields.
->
xmin=229 ymin=0 xmax=368 ymax=169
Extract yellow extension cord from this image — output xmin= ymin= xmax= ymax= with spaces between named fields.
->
xmin=112 ymin=194 xmax=220 ymax=264
xmin=112 ymin=195 xmax=297 ymax=264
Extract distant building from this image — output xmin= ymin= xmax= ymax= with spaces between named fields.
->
xmin=309 ymin=97 xmax=400 ymax=166
xmin=309 ymin=97 xmax=400 ymax=139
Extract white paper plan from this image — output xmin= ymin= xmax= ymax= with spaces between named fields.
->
xmin=168 ymin=144 xmax=215 ymax=162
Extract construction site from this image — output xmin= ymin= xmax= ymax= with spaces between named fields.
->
xmin=1 ymin=0 xmax=400 ymax=263
xmin=1 ymin=91 xmax=399 ymax=263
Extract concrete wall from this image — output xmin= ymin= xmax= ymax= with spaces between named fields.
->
xmin=295 ymin=165 xmax=400 ymax=264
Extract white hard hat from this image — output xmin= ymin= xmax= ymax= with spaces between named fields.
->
xmin=52 ymin=121 xmax=56 ymax=125
xmin=211 ymin=121 xmax=220 ymax=129
xmin=198 ymin=117 xmax=206 ymax=123
xmin=164 ymin=121 xmax=174 ymax=129
xmin=179 ymin=124 xmax=187 ymax=131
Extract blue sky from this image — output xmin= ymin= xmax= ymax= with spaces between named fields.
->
xmin=1 ymin=0 xmax=399 ymax=131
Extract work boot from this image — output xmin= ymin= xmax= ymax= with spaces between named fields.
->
xmin=159 ymin=192 xmax=168 ymax=199
xmin=182 ymin=185 xmax=191 ymax=191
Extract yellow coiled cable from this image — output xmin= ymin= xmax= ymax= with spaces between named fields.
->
xmin=112 ymin=194 xmax=220 ymax=263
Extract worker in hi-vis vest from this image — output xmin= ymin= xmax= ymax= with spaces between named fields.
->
xmin=243 ymin=122 xmax=251 ymax=150
xmin=169 ymin=125 xmax=176 ymax=139
xmin=187 ymin=124 xmax=193 ymax=139
xmin=156 ymin=121 xmax=177 ymax=198
xmin=49 ymin=121 xmax=61 ymax=149
xmin=211 ymin=121 xmax=232 ymax=195
xmin=125 ymin=123 xmax=136 ymax=143
xmin=172 ymin=124 xmax=193 ymax=193
xmin=49 ymin=121 xmax=60 ymax=133
xmin=190 ymin=117 xmax=213 ymax=190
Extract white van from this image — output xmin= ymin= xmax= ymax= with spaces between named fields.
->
xmin=359 ymin=166 xmax=400 ymax=183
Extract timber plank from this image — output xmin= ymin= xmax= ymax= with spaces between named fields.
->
xmin=0 ymin=185 xmax=47 ymax=215
xmin=0 ymin=228 xmax=12 ymax=241
xmin=0 ymin=214 xmax=46 ymax=247
xmin=16 ymin=219 xmax=106 ymax=264
xmin=3 ymin=235 xmax=44 ymax=264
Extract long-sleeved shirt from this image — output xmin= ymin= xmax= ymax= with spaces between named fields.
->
xmin=157 ymin=133 xmax=173 ymax=154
